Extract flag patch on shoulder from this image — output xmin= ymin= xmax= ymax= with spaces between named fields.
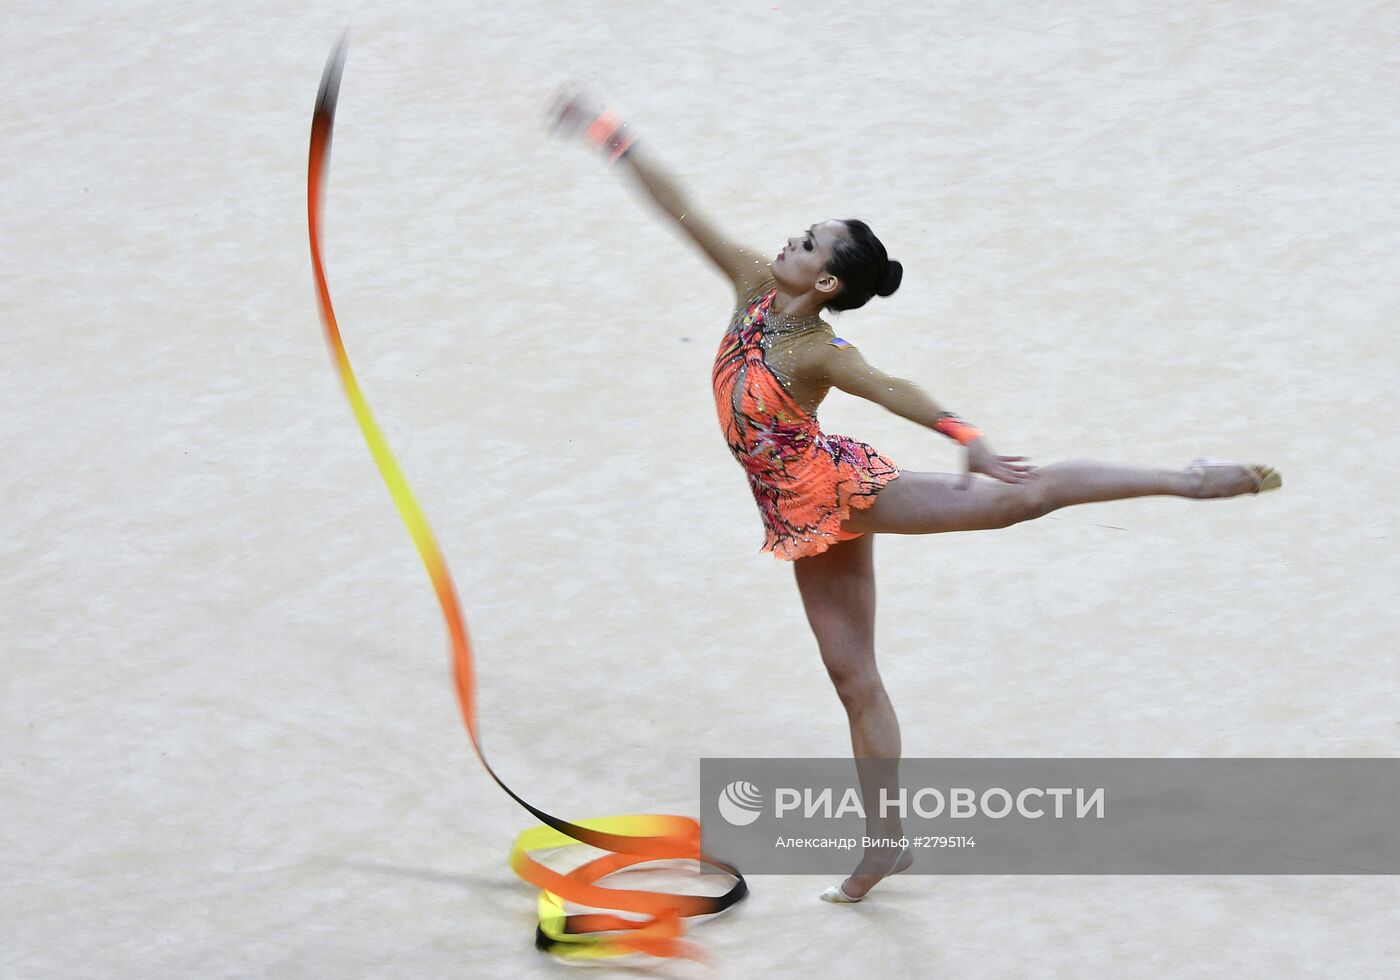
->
xmin=828 ymin=337 xmax=853 ymax=349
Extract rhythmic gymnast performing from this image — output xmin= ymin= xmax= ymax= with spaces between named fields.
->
xmin=548 ymin=90 xmax=1282 ymax=904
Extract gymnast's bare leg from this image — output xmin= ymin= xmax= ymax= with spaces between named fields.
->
xmin=842 ymin=458 xmax=1266 ymax=536
xmin=803 ymin=458 xmax=1265 ymax=901
xmin=794 ymin=533 xmax=912 ymax=901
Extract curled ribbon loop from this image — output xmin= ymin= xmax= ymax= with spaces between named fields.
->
xmin=306 ymin=36 xmax=746 ymax=963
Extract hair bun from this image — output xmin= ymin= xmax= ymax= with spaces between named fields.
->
xmin=876 ymin=259 xmax=903 ymax=297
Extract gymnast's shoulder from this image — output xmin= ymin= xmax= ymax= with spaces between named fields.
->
xmin=731 ymin=271 xmax=777 ymax=310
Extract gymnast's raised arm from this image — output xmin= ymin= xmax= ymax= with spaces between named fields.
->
xmin=618 ymin=143 xmax=771 ymax=297
xmin=547 ymin=88 xmax=769 ymax=299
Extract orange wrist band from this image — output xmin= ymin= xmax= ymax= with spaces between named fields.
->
xmin=933 ymin=413 xmax=983 ymax=445
xmin=584 ymin=109 xmax=635 ymax=164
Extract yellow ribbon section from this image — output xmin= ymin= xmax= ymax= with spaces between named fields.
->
xmin=306 ymin=36 xmax=746 ymax=963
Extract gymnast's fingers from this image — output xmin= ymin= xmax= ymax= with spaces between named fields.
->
xmin=545 ymin=83 xmax=585 ymax=133
xmin=546 ymin=84 xmax=601 ymax=138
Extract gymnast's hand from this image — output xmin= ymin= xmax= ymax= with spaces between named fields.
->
xmin=545 ymin=84 xmax=603 ymax=143
xmin=963 ymin=437 xmax=1037 ymax=488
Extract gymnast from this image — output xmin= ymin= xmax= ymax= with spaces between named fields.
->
xmin=548 ymin=90 xmax=1280 ymax=904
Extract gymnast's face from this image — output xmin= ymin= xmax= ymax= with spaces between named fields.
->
xmin=773 ymin=219 xmax=844 ymax=298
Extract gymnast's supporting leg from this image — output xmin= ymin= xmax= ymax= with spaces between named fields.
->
xmin=793 ymin=532 xmax=912 ymax=902
xmin=844 ymin=458 xmax=1274 ymax=536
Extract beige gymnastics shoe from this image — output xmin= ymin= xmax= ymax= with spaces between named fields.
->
xmin=819 ymin=842 xmax=912 ymax=904
xmin=1188 ymin=459 xmax=1283 ymax=496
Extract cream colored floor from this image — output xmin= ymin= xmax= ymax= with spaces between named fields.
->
xmin=4 ymin=1 xmax=1398 ymax=977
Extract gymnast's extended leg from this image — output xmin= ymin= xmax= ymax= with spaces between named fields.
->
xmin=842 ymin=458 xmax=1270 ymax=536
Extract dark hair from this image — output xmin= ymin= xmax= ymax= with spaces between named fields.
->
xmin=823 ymin=219 xmax=903 ymax=312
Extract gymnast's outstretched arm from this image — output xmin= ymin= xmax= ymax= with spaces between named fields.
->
xmin=809 ymin=342 xmax=1036 ymax=485
xmin=548 ymin=88 xmax=768 ymax=298
xmin=614 ymin=143 xmax=770 ymax=297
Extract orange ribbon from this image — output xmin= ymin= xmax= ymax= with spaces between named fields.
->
xmin=306 ymin=35 xmax=745 ymax=963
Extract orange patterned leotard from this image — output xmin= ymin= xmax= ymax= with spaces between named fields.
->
xmin=712 ymin=278 xmax=899 ymax=560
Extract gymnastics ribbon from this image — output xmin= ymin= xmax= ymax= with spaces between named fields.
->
xmin=306 ymin=37 xmax=746 ymax=963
